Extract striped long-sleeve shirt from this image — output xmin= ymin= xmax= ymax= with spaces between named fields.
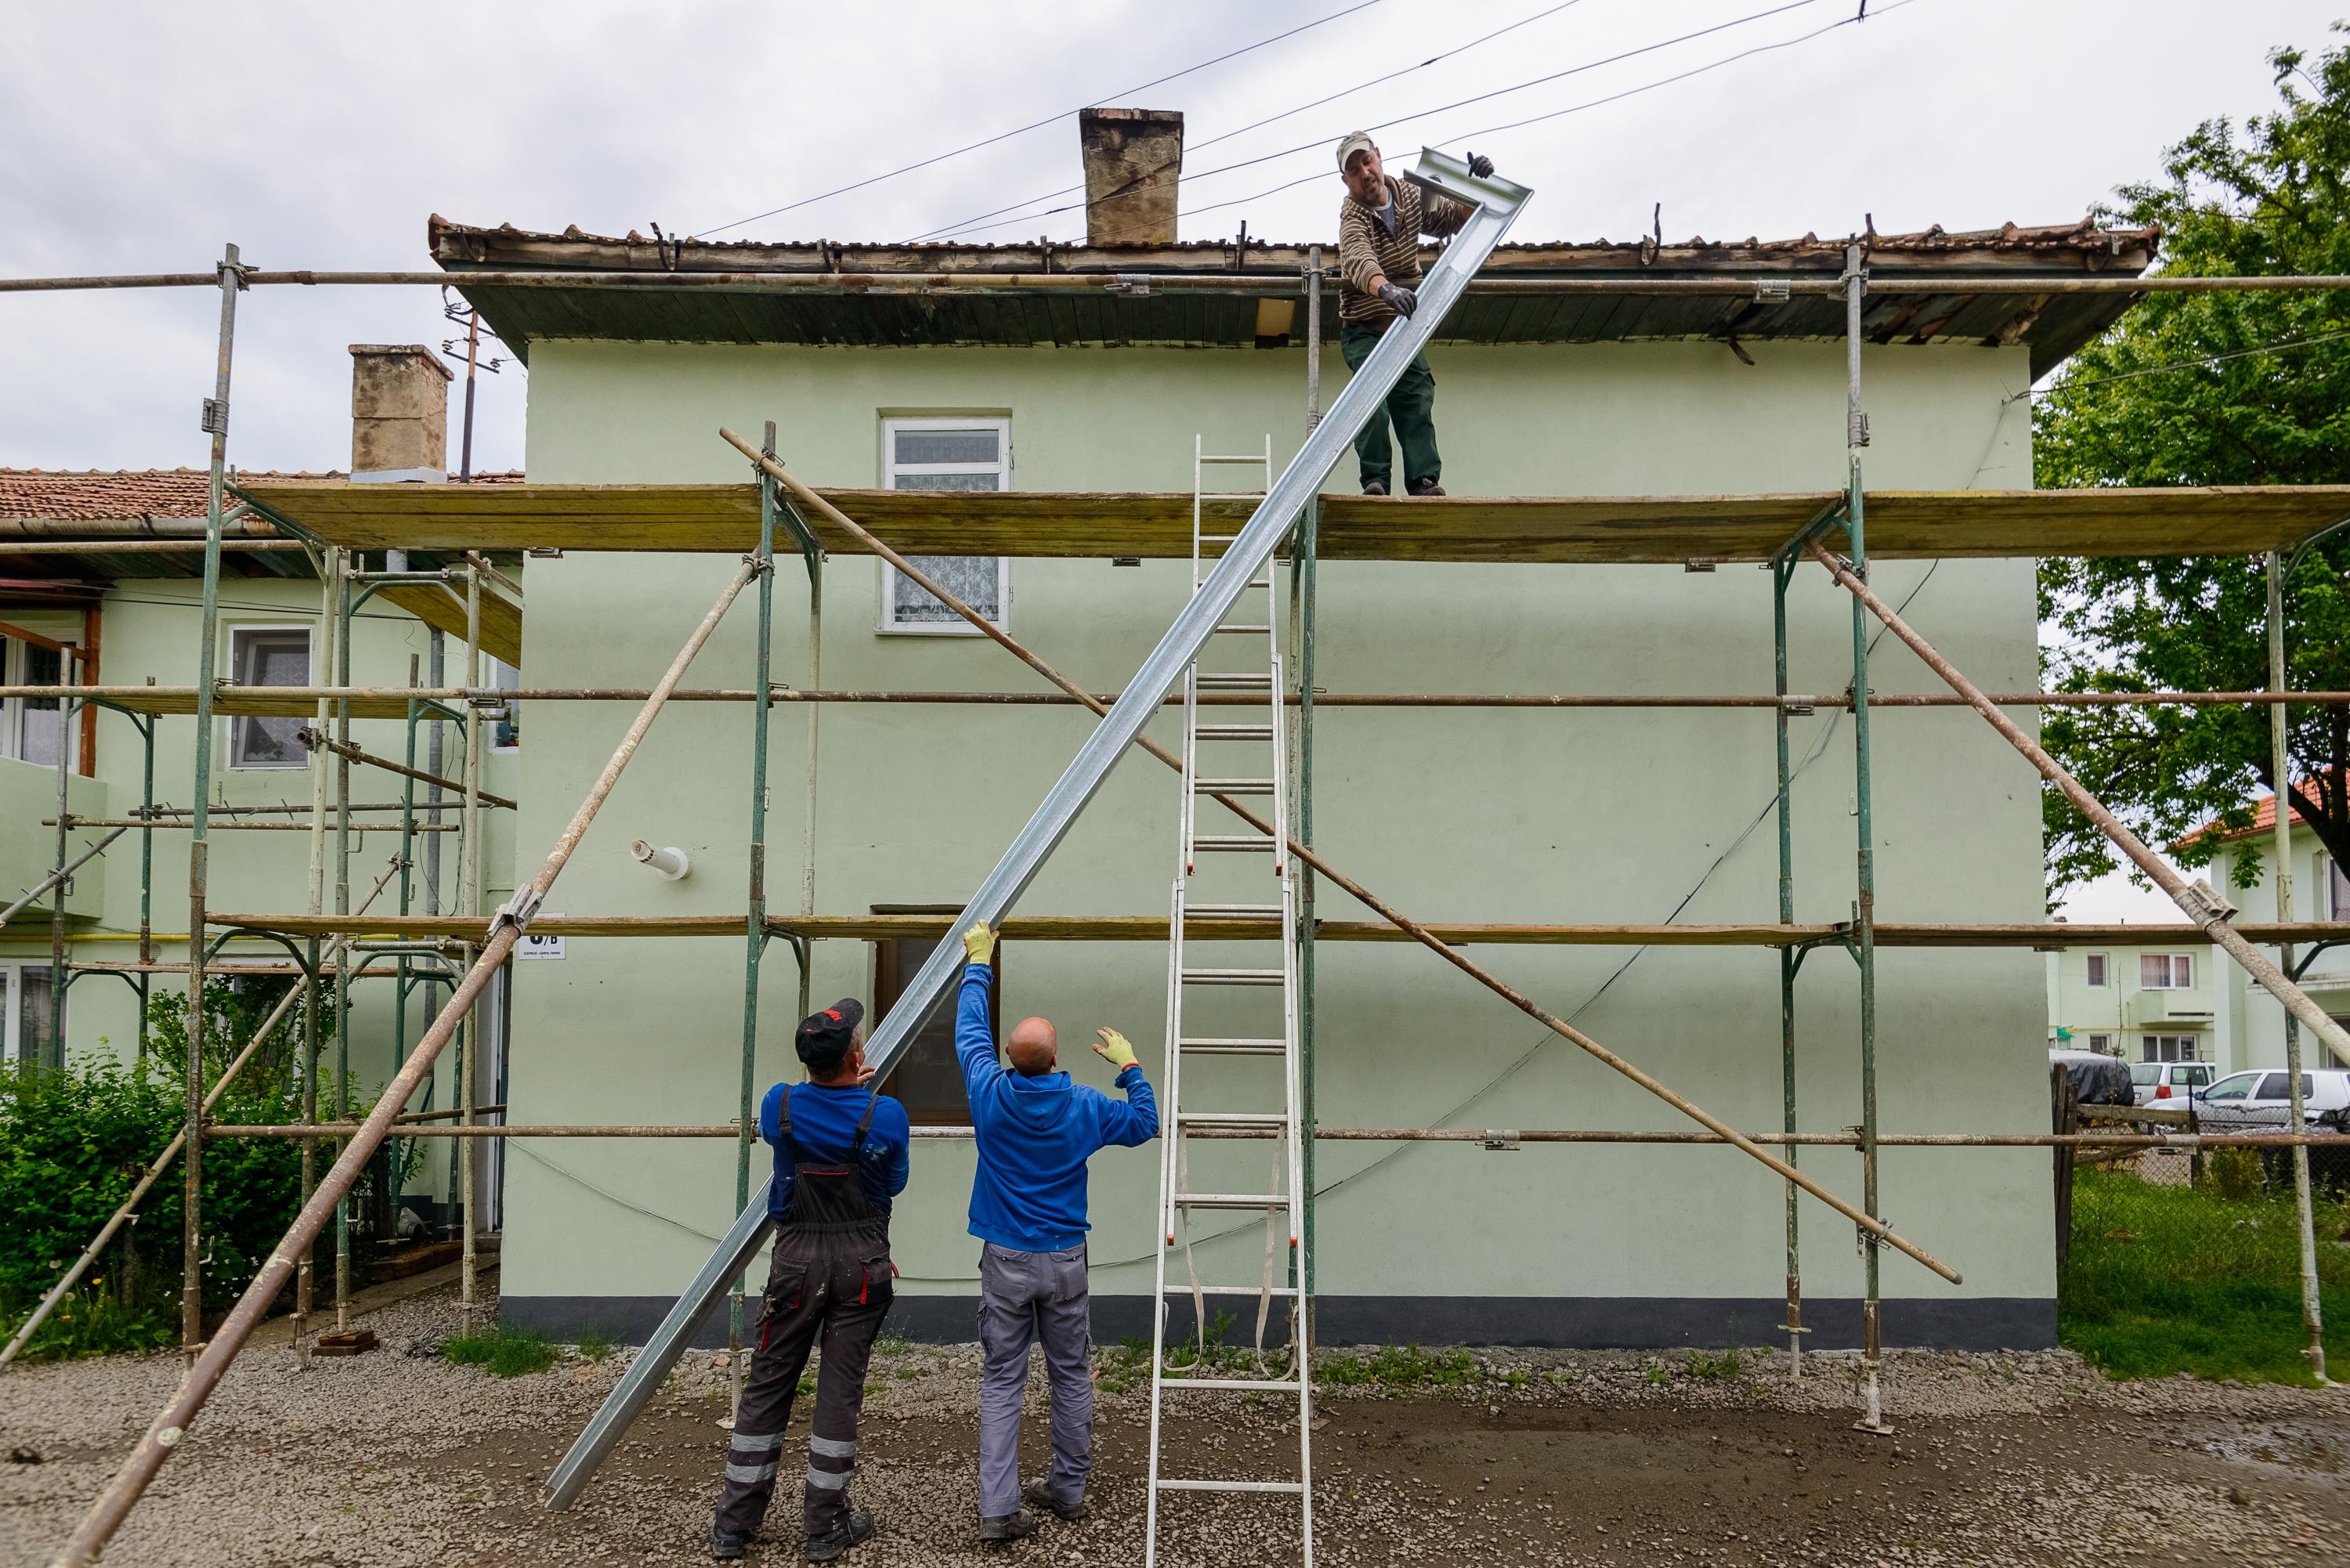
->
xmin=1337 ymin=175 xmax=1470 ymax=329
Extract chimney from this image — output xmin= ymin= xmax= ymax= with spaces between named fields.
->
xmin=348 ymin=344 xmax=453 ymax=483
xmin=1079 ymin=107 xmax=1184 ymax=247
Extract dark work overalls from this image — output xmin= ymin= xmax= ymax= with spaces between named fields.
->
xmin=713 ymin=1092 xmax=894 ymax=1542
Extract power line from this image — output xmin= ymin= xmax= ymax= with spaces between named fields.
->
xmin=2012 ymin=325 xmax=2350 ymax=404
xmin=694 ymin=0 xmax=1387 ymax=239
xmin=909 ymin=0 xmax=1585 ymax=244
xmin=916 ymin=0 xmax=1839 ymax=244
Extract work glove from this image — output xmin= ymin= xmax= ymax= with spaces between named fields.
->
xmin=1376 ymin=280 xmax=1418 ymax=320
xmin=961 ymin=921 xmax=996 ymax=966
xmin=1093 ymin=1028 xmax=1139 ymax=1071
xmin=1466 ymin=152 xmax=1495 ymax=179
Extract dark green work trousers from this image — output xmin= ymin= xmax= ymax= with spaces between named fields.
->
xmin=1339 ymin=320 xmax=1440 ymax=493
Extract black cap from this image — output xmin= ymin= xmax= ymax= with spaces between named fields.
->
xmin=795 ymin=998 xmax=865 ymax=1068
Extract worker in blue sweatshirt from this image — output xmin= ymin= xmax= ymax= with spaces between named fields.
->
xmin=710 ymin=999 xmax=910 ymax=1564
xmin=954 ymin=920 xmax=1158 ymax=1541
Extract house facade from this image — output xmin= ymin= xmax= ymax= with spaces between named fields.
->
xmin=2044 ymin=938 xmax=2217 ymax=1062
xmin=2196 ymin=793 xmax=2350 ymax=1078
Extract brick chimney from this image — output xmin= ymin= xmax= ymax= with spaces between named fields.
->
xmin=1079 ymin=107 xmax=1183 ymax=247
xmin=349 ymin=345 xmax=452 ymax=483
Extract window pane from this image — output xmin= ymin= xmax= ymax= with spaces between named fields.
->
xmin=2085 ymin=954 xmax=2105 ymax=986
xmin=2139 ymin=954 xmax=2169 ymax=988
xmin=233 ymin=631 xmax=309 ymax=768
xmin=2174 ymin=955 xmax=2190 ymax=988
xmin=895 ymin=428 xmax=999 ymax=465
xmin=2130 ymin=1063 xmax=2160 ymax=1085
xmin=894 ymin=557 xmax=1000 ymax=624
xmin=2206 ymin=1075 xmax=2252 ymax=1100
xmin=877 ymin=936 xmax=976 ymax=1122
xmin=2334 ymin=858 xmax=2350 ymax=919
xmin=894 ymin=471 xmax=1002 ymax=492
xmin=17 ymin=966 xmax=56 ymax=1068
xmin=20 ymin=645 xmax=61 ymax=766
xmin=2256 ymin=1073 xmax=2290 ymax=1100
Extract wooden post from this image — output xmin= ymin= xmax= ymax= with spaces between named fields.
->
xmin=2052 ymin=1064 xmax=2079 ymax=1267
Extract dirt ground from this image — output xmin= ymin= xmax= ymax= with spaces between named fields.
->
xmin=6 ymin=1280 xmax=2350 ymax=1567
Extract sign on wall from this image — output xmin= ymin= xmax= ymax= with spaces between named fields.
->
xmin=516 ymin=914 xmax=565 ymax=960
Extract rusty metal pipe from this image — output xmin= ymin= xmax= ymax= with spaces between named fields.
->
xmin=54 ymin=559 xmax=756 ymax=1567
xmin=296 ymin=726 xmax=515 ymax=810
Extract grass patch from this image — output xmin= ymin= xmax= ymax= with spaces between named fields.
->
xmin=442 ymin=1326 xmax=559 ymax=1378
xmin=5 ymin=1282 xmax=175 ymax=1364
xmin=1683 ymin=1344 xmax=1751 ymax=1380
xmin=573 ymin=1327 xmax=616 ymax=1363
xmin=2059 ymin=1167 xmax=2350 ymax=1386
xmin=1317 ymin=1342 xmax=1475 ymax=1389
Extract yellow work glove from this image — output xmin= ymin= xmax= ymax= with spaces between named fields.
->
xmin=962 ymin=921 xmax=996 ymax=966
xmin=1093 ymin=1028 xmax=1139 ymax=1071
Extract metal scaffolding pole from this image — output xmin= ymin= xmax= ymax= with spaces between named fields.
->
xmin=334 ymin=555 xmax=356 ymax=1331
xmin=181 ymin=242 xmax=244 ymax=1357
xmin=1773 ymin=552 xmax=1805 ymax=1379
xmin=2267 ymin=551 xmax=2328 ymax=1383
xmin=461 ymin=563 xmax=485 ymax=1322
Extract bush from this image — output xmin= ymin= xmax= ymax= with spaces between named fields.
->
xmin=2203 ymin=1145 xmax=2264 ymax=1203
xmin=443 ymin=1327 xmax=558 ymax=1377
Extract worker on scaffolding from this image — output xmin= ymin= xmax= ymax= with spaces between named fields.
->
xmin=709 ymin=999 xmax=910 ymax=1563
xmin=955 ymin=920 xmax=1159 ymax=1541
xmin=1335 ymin=131 xmax=1495 ymax=497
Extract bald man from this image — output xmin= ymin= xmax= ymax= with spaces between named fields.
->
xmin=954 ymin=920 xmax=1158 ymax=1541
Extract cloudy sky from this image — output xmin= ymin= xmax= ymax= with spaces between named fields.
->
xmin=0 ymin=0 xmax=2331 ymax=917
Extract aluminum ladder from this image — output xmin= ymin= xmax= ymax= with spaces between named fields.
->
xmin=543 ymin=150 xmax=1530 ymax=1515
xmin=1144 ymin=433 xmax=1312 ymax=1566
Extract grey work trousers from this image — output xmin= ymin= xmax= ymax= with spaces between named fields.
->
xmin=976 ymin=1240 xmax=1093 ymax=1518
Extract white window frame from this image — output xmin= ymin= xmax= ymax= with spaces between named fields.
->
xmin=877 ymin=416 xmax=1012 ymax=636
xmin=0 ymin=631 xmax=79 ymax=767
xmin=2085 ymin=952 xmax=2109 ymax=988
xmin=2086 ymin=1032 xmax=2112 ymax=1053
xmin=2329 ymin=854 xmax=2350 ymax=920
xmin=225 ymin=623 xmax=314 ymax=770
xmin=2140 ymin=952 xmax=2193 ymax=990
xmin=2141 ymin=1033 xmax=2199 ymax=1063
xmin=2 ymin=963 xmax=65 ymax=1068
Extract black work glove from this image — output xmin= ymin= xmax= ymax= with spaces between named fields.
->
xmin=1467 ymin=151 xmax=1495 ymax=179
xmin=1376 ymin=280 xmax=1418 ymax=320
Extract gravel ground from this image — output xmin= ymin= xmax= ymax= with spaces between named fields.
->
xmin=5 ymin=1280 xmax=2349 ymax=1567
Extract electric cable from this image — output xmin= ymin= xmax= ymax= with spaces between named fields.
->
xmin=2009 ymin=325 xmax=2350 ymax=405
xmin=916 ymin=0 xmax=1842 ymax=243
xmin=695 ymin=0 xmax=1389 ymax=239
xmin=909 ymin=0 xmax=1586 ymax=244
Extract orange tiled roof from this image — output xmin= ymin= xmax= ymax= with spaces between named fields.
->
xmin=0 ymin=468 xmax=523 ymax=519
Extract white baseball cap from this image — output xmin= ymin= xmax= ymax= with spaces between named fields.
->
xmin=1336 ymin=132 xmax=1377 ymax=172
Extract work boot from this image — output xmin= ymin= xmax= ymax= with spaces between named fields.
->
xmin=710 ymin=1523 xmax=752 ymax=1560
xmin=1361 ymin=480 xmax=1387 ymax=496
xmin=1410 ymin=476 xmax=1446 ymax=497
xmin=1023 ymin=1480 xmax=1090 ymax=1521
xmin=805 ymin=1508 xmax=875 ymax=1561
xmin=977 ymin=1509 xmax=1039 ymax=1542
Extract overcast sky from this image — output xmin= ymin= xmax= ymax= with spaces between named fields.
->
xmin=0 ymin=2 xmax=2332 ymax=919
xmin=2 ymin=0 xmax=2338 ymax=479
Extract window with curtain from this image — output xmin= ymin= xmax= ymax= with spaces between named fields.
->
xmin=2139 ymin=952 xmax=2193 ymax=989
xmin=879 ymin=417 xmax=1011 ymax=633
xmin=230 ymin=627 xmax=312 ymax=768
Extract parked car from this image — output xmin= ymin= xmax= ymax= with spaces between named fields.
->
xmin=2191 ymin=1069 xmax=2350 ymax=1131
xmin=2049 ymin=1049 xmax=2135 ymax=1107
xmin=2131 ymin=1060 xmax=2214 ymax=1106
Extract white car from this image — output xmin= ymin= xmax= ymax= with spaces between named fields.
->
xmin=2193 ymin=1069 xmax=2350 ymax=1131
xmin=2131 ymin=1060 xmax=2214 ymax=1107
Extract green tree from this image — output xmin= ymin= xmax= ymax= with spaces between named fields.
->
xmin=143 ymin=975 xmax=332 ymax=1112
xmin=2038 ymin=25 xmax=2350 ymax=905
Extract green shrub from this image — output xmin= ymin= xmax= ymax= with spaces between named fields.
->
xmin=575 ymin=1327 xmax=616 ymax=1363
xmin=443 ymin=1326 xmax=558 ymax=1377
xmin=2202 ymin=1145 xmax=2265 ymax=1203
xmin=1317 ymin=1342 xmax=1475 ymax=1388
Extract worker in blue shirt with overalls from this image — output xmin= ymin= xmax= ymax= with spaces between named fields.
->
xmin=710 ymin=999 xmax=910 ymax=1563
xmin=954 ymin=920 xmax=1159 ymax=1541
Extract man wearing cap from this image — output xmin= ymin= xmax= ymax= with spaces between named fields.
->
xmin=1333 ymin=132 xmax=1496 ymax=497
xmin=709 ymin=999 xmax=911 ymax=1563
xmin=954 ymin=921 xmax=1158 ymax=1541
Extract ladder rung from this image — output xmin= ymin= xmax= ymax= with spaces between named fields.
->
xmin=1198 ymin=454 xmax=1271 ymax=464
xmin=1198 ymin=533 xmax=1240 ymax=542
xmin=1179 ymin=1038 xmax=1285 ymax=1054
xmin=1161 ymin=1284 xmax=1301 ymax=1297
xmin=1181 ymin=967 xmax=1284 ymax=985
xmin=1193 ymin=836 xmax=1275 ymax=852
xmin=1196 ymin=672 xmax=1273 ymax=686
xmin=1188 ymin=904 xmax=1281 ymax=914
xmin=1154 ymin=1400 xmax=1308 ymax=1415
xmin=1196 ymin=725 xmax=1272 ymax=739
xmin=1193 ymin=779 xmax=1274 ymax=794
xmin=1173 ymin=1193 xmax=1292 ymax=1209
xmin=1178 ymin=1111 xmax=1289 ymax=1127
xmin=1248 ymin=580 xmax=1273 ymax=588
xmin=1212 ymin=624 xmax=1272 ymax=634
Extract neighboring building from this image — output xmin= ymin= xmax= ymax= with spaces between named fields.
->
xmin=2186 ymin=791 xmax=2350 ymax=1078
xmin=2044 ymin=934 xmax=2216 ymax=1063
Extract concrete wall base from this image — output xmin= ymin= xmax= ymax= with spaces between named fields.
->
xmin=501 ymin=1293 xmax=2055 ymax=1353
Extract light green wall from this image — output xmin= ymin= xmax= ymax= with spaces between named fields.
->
xmin=2211 ymin=839 xmax=2350 ymax=1078
xmin=2044 ymin=943 xmax=2216 ymax=1060
xmin=498 ymin=334 xmax=2052 ymax=1314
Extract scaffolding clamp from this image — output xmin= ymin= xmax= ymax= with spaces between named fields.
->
xmin=1856 ymin=1218 xmax=1889 ymax=1256
xmin=200 ymin=399 xmax=229 ymax=437
xmin=1779 ymin=695 xmax=1817 ymax=717
xmin=1481 ymin=1130 xmax=1520 ymax=1151
xmin=489 ymin=886 xmax=545 ymax=942
xmin=2177 ymin=877 xmax=2238 ymax=927
xmin=1113 ymin=273 xmax=1154 ymax=296
xmin=1752 ymin=279 xmax=1790 ymax=305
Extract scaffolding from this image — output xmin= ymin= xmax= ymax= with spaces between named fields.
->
xmin=5 ymin=187 xmax=2350 ymax=1563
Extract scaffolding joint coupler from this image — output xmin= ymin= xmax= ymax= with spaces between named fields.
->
xmin=488 ymin=886 xmax=545 ymax=943
xmin=1113 ymin=273 xmax=1154 ymax=296
xmin=1481 ymin=1130 xmax=1520 ymax=1151
xmin=739 ymin=551 xmax=776 ymax=577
